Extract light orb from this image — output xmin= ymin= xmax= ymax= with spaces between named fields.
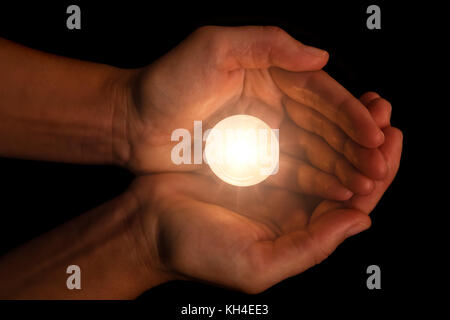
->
xmin=204 ymin=115 xmax=279 ymax=187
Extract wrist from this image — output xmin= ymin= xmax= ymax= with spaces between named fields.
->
xmin=108 ymin=67 xmax=141 ymax=168
xmin=124 ymin=188 xmax=176 ymax=291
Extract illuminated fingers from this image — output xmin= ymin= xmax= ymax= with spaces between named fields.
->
xmin=270 ymin=68 xmax=385 ymax=148
xmin=344 ymin=126 xmax=403 ymax=214
xmin=366 ymin=97 xmax=392 ymax=129
xmin=280 ymin=120 xmax=375 ymax=194
xmin=359 ymin=91 xmax=380 ymax=105
xmin=281 ymin=99 xmax=387 ymax=180
xmin=266 ymin=154 xmax=353 ymax=201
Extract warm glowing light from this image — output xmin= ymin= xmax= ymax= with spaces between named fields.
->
xmin=205 ymin=115 xmax=279 ymax=186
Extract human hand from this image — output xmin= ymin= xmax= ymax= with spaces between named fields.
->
xmin=128 ymin=109 xmax=401 ymax=293
xmin=0 ymin=24 xmax=403 ymax=299
xmin=116 ymin=26 xmax=385 ymax=189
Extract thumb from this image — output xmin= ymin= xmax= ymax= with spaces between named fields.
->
xmin=246 ymin=209 xmax=370 ymax=291
xmin=212 ymin=26 xmax=329 ymax=71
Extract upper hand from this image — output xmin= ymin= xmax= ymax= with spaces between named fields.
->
xmin=119 ymin=26 xmax=386 ymax=195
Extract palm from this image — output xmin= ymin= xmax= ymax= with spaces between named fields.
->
xmin=128 ymin=59 xmax=285 ymax=173
xmin=134 ymin=172 xmax=318 ymax=292
xmin=194 ymin=68 xmax=285 ymax=131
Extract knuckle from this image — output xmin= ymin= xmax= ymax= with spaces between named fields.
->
xmin=325 ymin=124 xmax=346 ymax=152
xmin=193 ymin=26 xmax=224 ymax=47
xmin=193 ymin=25 xmax=228 ymax=45
xmin=193 ymin=25 xmax=218 ymax=38
xmin=262 ymin=25 xmax=286 ymax=37
xmin=330 ymin=153 xmax=341 ymax=176
xmin=192 ymin=26 xmax=226 ymax=65
xmin=341 ymin=136 xmax=351 ymax=155
xmin=304 ymin=70 xmax=326 ymax=89
xmin=322 ymin=178 xmax=336 ymax=196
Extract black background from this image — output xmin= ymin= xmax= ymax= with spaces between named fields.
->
xmin=0 ymin=0 xmax=433 ymax=317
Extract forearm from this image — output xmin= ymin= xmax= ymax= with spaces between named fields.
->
xmin=0 ymin=37 xmax=133 ymax=165
xmin=0 ymin=190 xmax=166 ymax=299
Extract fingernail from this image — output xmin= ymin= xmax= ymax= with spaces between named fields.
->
xmin=302 ymin=45 xmax=328 ymax=57
xmin=342 ymin=189 xmax=354 ymax=200
xmin=371 ymin=129 xmax=385 ymax=147
xmin=345 ymin=223 xmax=370 ymax=239
xmin=378 ymin=129 xmax=385 ymax=143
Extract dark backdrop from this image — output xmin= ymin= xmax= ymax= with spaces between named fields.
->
xmin=0 ymin=0 xmax=429 ymax=317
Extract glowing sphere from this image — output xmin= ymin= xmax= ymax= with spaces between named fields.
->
xmin=204 ymin=115 xmax=279 ymax=186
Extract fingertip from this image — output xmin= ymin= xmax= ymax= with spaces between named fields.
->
xmin=334 ymin=208 xmax=372 ymax=226
xmin=316 ymin=50 xmax=329 ymax=69
xmin=360 ymin=91 xmax=380 ymax=105
xmin=368 ymin=128 xmax=385 ymax=148
xmin=353 ymin=106 xmax=385 ymax=148
xmin=380 ymin=127 xmax=403 ymax=152
xmin=345 ymin=219 xmax=371 ymax=238
xmin=302 ymin=45 xmax=328 ymax=58
xmin=389 ymin=126 xmax=404 ymax=143
xmin=349 ymin=212 xmax=372 ymax=235
xmin=360 ymin=149 xmax=388 ymax=180
xmin=313 ymin=208 xmax=371 ymax=240
xmin=320 ymin=50 xmax=330 ymax=68
xmin=376 ymin=126 xmax=386 ymax=144
xmin=330 ymin=185 xmax=354 ymax=201
xmin=367 ymin=98 xmax=392 ymax=129
xmin=371 ymin=157 xmax=388 ymax=180
xmin=295 ymin=45 xmax=329 ymax=71
xmin=341 ymin=188 xmax=354 ymax=201
xmin=352 ymin=176 xmax=375 ymax=196
xmin=317 ymin=171 xmax=355 ymax=201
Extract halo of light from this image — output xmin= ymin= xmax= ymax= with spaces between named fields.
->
xmin=205 ymin=115 xmax=279 ymax=186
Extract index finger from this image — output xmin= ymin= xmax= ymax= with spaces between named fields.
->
xmin=270 ymin=68 xmax=385 ymax=148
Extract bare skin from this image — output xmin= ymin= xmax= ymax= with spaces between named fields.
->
xmin=0 ymin=26 xmax=402 ymax=299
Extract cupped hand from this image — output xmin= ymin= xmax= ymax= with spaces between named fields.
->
xmin=127 ymin=112 xmax=401 ymax=293
xmin=114 ymin=25 xmax=403 ymax=295
xmin=119 ymin=26 xmax=387 ymax=199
